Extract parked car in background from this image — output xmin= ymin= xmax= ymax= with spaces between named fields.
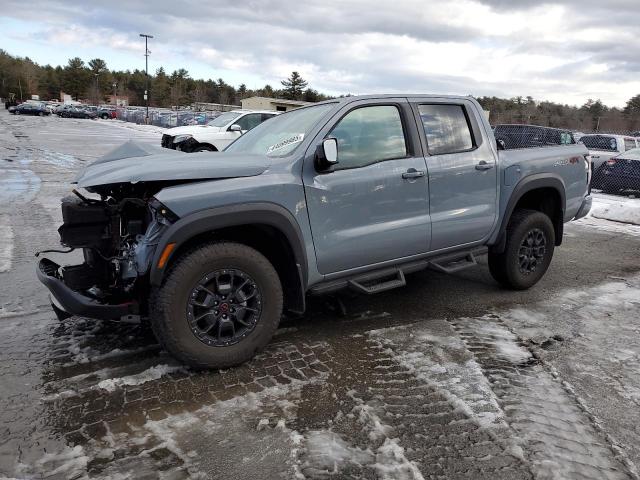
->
xmin=580 ymin=134 xmax=638 ymax=188
xmin=595 ymin=147 xmax=640 ymax=194
xmin=37 ymin=94 xmax=592 ymax=368
xmin=56 ymin=105 xmax=76 ymax=117
xmin=97 ymin=106 xmax=116 ymax=119
xmin=493 ymin=124 xmax=575 ymax=149
xmin=579 ymin=134 xmax=638 ymax=169
xmin=9 ymin=103 xmax=50 ymax=116
xmin=61 ymin=107 xmax=97 ymax=119
xmin=161 ymin=109 xmax=279 ymax=152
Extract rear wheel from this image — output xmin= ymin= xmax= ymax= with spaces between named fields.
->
xmin=150 ymin=242 xmax=283 ymax=369
xmin=488 ymin=209 xmax=555 ymax=290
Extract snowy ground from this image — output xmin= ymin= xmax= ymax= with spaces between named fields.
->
xmin=1 ymin=110 xmax=640 ymax=479
xmin=588 ymin=193 xmax=640 ymax=226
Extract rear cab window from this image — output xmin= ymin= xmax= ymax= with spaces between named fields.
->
xmin=418 ymin=104 xmax=474 ymax=155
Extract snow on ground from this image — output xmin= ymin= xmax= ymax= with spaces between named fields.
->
xmin=0 ymin=222 xmax=14 ymax=273
xmin=573 ymin=192 xmax=640 ymax=236
xmin=0 ymin=168 xmax=41 ymax=204
xmin=96 ymin=119 xmax=166 ymax=136
xmin=590 ymin=192 xmax=640 ymax=225
xmin=369 ymin=323 xmax=506 ymax=430
xmin=96 ymin=364 xmax=185 ymax=392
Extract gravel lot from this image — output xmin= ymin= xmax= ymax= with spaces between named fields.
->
xmin=1 ymin=110 xmax=640 ymax=480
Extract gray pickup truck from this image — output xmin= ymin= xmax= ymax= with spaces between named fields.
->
xmin=37 ymin=95 xmax=592 ymax=368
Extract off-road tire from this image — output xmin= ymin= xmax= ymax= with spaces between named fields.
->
xmin=488 ymin=209 xmax=555 ymax=290
xmin=150 ymin=242 xmax=283 ymax=369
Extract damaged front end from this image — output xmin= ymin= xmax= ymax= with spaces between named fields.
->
xmin=36 ymin=140 xmax=270 ymax=322
xmin=37 ymin=187 xmax=176 ymax=322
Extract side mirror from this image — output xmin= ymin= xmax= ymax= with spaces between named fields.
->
xmin=323 ymin=138 xmax=338 ymax=164
xmin=229 ymin=124 xmax=242 ymax=133
xmin=315 ymin=138 xmax=339 ymax=170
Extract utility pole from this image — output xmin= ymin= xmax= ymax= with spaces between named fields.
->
xmin=94 ymin=73 xmax=99 ymax=105
xmin=113 ymin=82 xmax=117 ymax=106
xmin=139 ymin=33 xmax=153 ymax=123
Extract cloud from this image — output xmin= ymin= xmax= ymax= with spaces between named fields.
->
xmin=0 ymin=0 xmax=638 ymax=106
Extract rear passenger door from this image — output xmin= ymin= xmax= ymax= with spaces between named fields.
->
xmin=411 ymin=99 xmax=498 ymax=251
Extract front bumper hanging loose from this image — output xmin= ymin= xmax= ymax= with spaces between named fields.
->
xmin=36 ymin=258 xmax=138 ymax=321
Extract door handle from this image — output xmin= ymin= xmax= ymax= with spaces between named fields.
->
xmin=475 ymin=161 xmax=494 ymax=171
xmin=402 ymin=169 xmax=425 ymax=179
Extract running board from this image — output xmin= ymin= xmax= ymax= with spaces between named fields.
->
xmin=309 ymin=247 xmax=487 ymax=296
xmin=429 ymin=250 xmax=482 ymax=274
xmin=348 ymin=269 xmax=406 ymax=295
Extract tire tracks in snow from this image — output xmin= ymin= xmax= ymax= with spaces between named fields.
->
xmin=449 ymin=315 xmax=636 ymax=480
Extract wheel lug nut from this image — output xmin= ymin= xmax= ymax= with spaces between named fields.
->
xmin=214 ymin=310 xmax=219 ymax=315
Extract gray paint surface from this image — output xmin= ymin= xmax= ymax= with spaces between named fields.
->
xmin=76 ymin=144 xmax=271 ymax=188
xmin=79 ymin=94 xmax=591 ymax=289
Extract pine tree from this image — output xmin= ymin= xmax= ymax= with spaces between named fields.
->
xmin=280 ymin=71 xmax=308 ymax=100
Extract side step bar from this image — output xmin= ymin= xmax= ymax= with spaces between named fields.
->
xmin=429 ymin=251 xmax=479 ymax=274
xmin=348 ymin=268 xmax=406 ymax=295
xmin=310 ymin=247 xmax=487 ymax=296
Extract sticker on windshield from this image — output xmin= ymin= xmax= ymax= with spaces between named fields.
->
xmin=267 ymin=134 xmax=304 ymax=154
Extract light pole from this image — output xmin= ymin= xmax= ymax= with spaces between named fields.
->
xmin=94 ymin=73 xmax=99 ymax=105
xmin=139 ymin=33 xmax=153 ymax=123
xmin=113 ymin=82 xmax=117 ymax=106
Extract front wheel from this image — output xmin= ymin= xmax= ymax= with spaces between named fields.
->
xmin=488 ymin=209 xmax=555 ymax=290
xmin=150 ymin=242 xmax=283 ymax=369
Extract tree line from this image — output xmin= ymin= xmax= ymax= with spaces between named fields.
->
xmin=1 ymin=50 xmax=639 ymax=133
xmin=477 ymin=95 xmax=640 ymax=134
xmin=0 ymin=50 xmax=328 ymax=108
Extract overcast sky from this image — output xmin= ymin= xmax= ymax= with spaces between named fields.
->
xmin=1 ymin=0 xmax=638 ymax=107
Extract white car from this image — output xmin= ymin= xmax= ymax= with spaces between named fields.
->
xmin=579 ymin=134 xmax=638 ymax=170
xmin=161 ymin=110 xmax=279 ymax=152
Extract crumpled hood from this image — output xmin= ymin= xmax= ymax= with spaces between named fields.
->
xmin=75 ymin=140 xmax=270 ymax=188
xmin=166 ymin=125 xmax=224 ymax=136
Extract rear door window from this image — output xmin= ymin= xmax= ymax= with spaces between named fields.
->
xmin=418 ymin=104 xmax=474 ymax=155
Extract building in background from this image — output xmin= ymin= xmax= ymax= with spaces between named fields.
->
xmin=193 ymin=102 xmax=240 ymax=112
xmin=241 ymin=96 xmax=311 ymax=112
xmin=107 ymin=95 xmax=129 ymax=107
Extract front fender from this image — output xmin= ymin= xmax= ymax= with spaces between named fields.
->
xmin=148 ymin=202 xmax=308 ymax=288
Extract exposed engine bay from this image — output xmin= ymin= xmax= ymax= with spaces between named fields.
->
xmin=41 ymin=182 xmax=179 ymax=318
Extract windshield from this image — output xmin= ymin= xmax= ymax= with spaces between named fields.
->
xmin=225 ymin=103 xmax=336 ymax=156
xmin=581 ymin=135 xmax=618 ymax=152
xmin=207 ymin=112 xmax=241 ymax=127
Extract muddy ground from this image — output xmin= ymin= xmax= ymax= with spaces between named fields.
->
xmin=1 ymin=110 xmax=639 ymax=479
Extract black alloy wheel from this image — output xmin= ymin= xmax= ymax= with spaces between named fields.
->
xmin=518 ymin=228 xmax=547 ymax=275
xmin=187 ymin=269 xmax=262 ymax=347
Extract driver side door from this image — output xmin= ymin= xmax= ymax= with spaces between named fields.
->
xmin=303 ymin=99 xmax=431 ymax=275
